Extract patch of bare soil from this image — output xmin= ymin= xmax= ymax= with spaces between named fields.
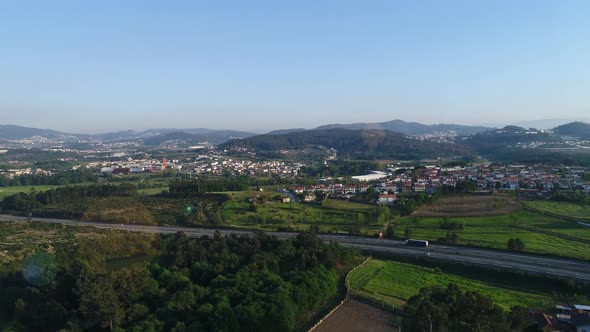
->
xmin=314 ymin=299 xmax=398 ymax=332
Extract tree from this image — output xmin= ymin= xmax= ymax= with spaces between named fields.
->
xmin=438 ymin=232 xmax=459 ymax=244
xmin=385 ymin=223 xmax=395 ymax=239
xmin=404 ymin=227 xmax=413 ymax=239
xmin=248 ymin=203 xmax=258 ymax=212
xmin=404 ymin=284 xmax=507 ymax=332
xmin=507 ymin=306 xmax=534 ymax=330
xmin=76 ymin=272 xmax=124 ymax=331
xmin=507 ymin=238 xmax=525 ymax=251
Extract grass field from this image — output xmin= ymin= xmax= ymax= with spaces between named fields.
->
xmin=0 ymin=185 xmax=60 ymax=200
xmin=137 ymin=186 xmax=168 ymax=195
xmin=348 ymin=259 xmax=552 ymax=310
xmin=397 ymin=210 xmax=590 ymax=260
xmin=222 ymin=191 xmax=380 ymax=231
xmin=523 ymin=201 xmax=590 ymax=221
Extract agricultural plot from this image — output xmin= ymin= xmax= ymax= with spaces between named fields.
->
xmin=523 ymin=201 xmax=590 ymax=221
xmin=222 ymin=191 xmax=380 ymax=231
xmin=397 ymin=211 xmax=590 ymax=260
xmin=314 ymin=299 xmax=397 ymax=332
xmin=348 ymin=260 xmax=552 ymax=310
xmin=412 ymin=194 xmax=517 ymax=217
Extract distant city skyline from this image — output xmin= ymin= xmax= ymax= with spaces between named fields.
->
xmin=2 ymin=1 xmax=589 ymax=133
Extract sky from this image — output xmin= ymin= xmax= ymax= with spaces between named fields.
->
xmin=1 ymin=0 xmax=590 ymax=133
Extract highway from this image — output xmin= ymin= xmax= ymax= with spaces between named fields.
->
xmin=2 ymin=214 xmax=590 ymax=281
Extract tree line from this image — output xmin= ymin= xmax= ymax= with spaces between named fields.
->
xmin=403 ymin=283 xmax=537 ymax=332
xmin=0 ymin=169 xmax=97 ymax=187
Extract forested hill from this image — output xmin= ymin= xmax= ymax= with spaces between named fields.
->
xmin=461 ymin=126 xmax=561 ymax=155
xmin=553 ymin=121 xmax=590 ymax=139
xmin=315 ymin=119 xmax=491 ymax=136
xmin=0 ymin=125 xmax=74 ymax=140
xmin=222 ymin=128 xmax=470 ymax=159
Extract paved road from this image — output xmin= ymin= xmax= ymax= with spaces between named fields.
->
xmin=2 ymin=214 xmax=590 ymax=281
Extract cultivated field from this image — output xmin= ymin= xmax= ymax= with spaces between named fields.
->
xmin=412 ymin=194 xmax=518 ymax=217
xmin=313 ymin=299 xmax=397 ymax=332
xmin=222 ymin=191 xmax=380 ymax=232
xmin=398 ymin=210 xmax=590 ymax=260
xmin=523 ymin=201 xmax=590 ymax=221
xmin=348 ymin=260 xmax=552 ymax=311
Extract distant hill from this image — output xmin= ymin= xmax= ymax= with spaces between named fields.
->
xmin=141 ymin=128 xmax=255 ymax=138
xmin=461 ymin=126 xmax=561 ymax=156
xmin=96 ymin=128 xmax=256 ymax=143
xmin=553 ymin=122 xmax=590 ymax=139
xmin=0 ymin=125 xmax=72 ymax=140
xmin=0 ymin=124 xmax=257 ymax=147
xmin=266 ymin=128 xmax=307 ymax=135
xmin=222 ymin=128 xmax=469 ymax=159
xmin=315 ymin=119 xmax=491 ymax=136
xmin=512 ymin=118 xmax=590 ymax=130
xmin=142 ymin=132 xmax=209 ymax=146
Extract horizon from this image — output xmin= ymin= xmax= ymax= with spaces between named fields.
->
xmin=2 ymin=1 xmax=590 ymax=132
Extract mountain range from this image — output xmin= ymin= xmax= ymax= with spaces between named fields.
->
xmin=1 ymin=120 xmax=589 ymax=160
xmin=225 ymin=121 xmax=590 ymax=161
xmin=268 ymin=120 xmax=492 ymax=136
xmin=222 ymin=128 xmax=470 ymax=160
xmin=0 ymin=125 xmax=256 ymax=145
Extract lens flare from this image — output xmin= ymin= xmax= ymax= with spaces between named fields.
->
xmin=22 ymin=251 xmax=58 ymax=287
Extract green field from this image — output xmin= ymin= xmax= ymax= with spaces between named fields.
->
xmin=397 ymin=210 xmax=590 ymax=260
xmin=137 ymin=186 xmax=168 ymax=195
xmin=348 ymin=259 xmax=552 ymax=310
xmin=523 ymin=201 xmax=590 ymax=221
xmin=0 ymin=185 xmax=60 ymax=200
xmin=222 ymin=191 xmax=381 ymax=231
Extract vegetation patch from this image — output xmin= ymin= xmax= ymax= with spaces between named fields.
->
xmin=348 ymin=259 xmax=552 ymax=310
xmin=412 ymin=194 xmax=517 ymax=217
xmin=397 ymin=210 xmax=590 ymax=260
xmin=522 ymin=201 xmax=590 ymax=221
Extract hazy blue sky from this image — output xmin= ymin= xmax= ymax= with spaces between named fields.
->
xmin=1 ymin=0 xmax=589 ymax=133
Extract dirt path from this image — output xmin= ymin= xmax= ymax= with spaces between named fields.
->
xmin=313 ymin=299 xmax=398 ymax=332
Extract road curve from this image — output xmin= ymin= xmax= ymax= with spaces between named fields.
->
xmin=1 ymin=214 xmax=589 ymax=281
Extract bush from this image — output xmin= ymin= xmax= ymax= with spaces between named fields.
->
xmin=507 ymin=238 xmax=525 ymax=251
xmin=439 ymin=218 xmax=464 ymax=230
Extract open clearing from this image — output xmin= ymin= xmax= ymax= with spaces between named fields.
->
xmin=313 ymin=299 xmax=397 ymax=332
xmin=348 ymin=260 xmax=552 ymax=311
xmin=412 ymin=194 xmax=517 ymax=217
